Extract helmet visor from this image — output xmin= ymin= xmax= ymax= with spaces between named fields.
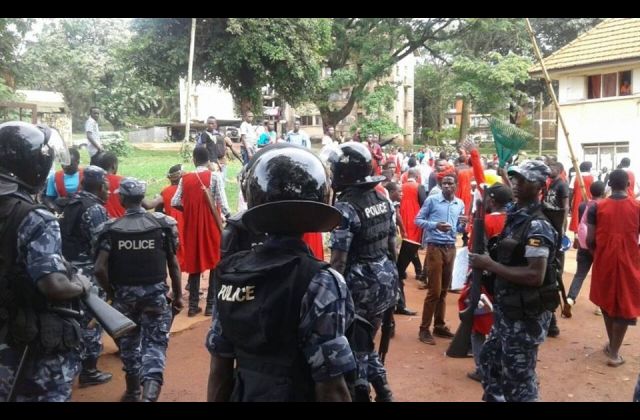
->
xmin=45 ymin=128 xmax=70 ymax=166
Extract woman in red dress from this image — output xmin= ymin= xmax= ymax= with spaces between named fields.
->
xmin=588 ymin=169 xmax=640 ymax=367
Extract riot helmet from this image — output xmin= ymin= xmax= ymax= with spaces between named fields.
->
xmin=321 ymin=141 xmax=385 ymax=191
xmin=239 ymin=142 xmax=293 ymax=203
xmin=0 ymin=121 xmax=70 ymax=193
xmin=242 ymin=144 xmax=341 ymax=234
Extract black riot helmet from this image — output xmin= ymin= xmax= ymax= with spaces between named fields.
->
xmin=242 ymin=144 xmax=341 ymax=235
xmin=321 ymin=141 xmax=385 ymax=191
xmin=0 ymin=121 xmax=70 ymax=194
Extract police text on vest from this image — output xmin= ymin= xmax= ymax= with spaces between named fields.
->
xmin=364 ymin=202 xmax=388 ymax=219
xmin=118 ymin=239 xmax=155 ymax=250
xmin=218 ymin=285 xmax=256 ymax=302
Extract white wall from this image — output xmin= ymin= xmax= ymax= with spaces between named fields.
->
xmin=179 ymin=79 xmax=238 ymax=123
xmin=558 ymin=76 xmax=586 ymax=102
xmin=557 ymin=96 xmax=640 ymax=174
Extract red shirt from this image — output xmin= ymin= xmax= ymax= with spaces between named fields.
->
xmin=105 ymin=174 xmax=125 ymax=218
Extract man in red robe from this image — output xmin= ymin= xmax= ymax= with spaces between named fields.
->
xmin=617 ymin=157 xmax=637 ymax=198
xmin=97 ymin=151 xmax=125 ymax=218
xmin=456 ymin=151 xmax=474 ymax=246
xmin=172 ymin=146 xmax=228 ymax=317
xmin=587 ymin=169 xmax=640 ymax=367
xmin=144 ymin=164 xmax=186 ymax=269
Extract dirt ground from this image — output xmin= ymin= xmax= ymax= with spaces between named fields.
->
xmin=72 ymin=246 xmax=639 ymax=402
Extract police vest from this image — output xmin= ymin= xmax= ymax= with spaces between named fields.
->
xmin=338 ymin=187 xmax=392 ymax=262
xmin=0 ymin=195 xmax=81 ymax=353
xmin=106 ymin=213 xmax=171 ymax=286
xmin=221 ymin=210 xmax=266 ymax=259
xmin=60 ymin=194 xmax=101 ymax=262
xmin=214 ymin=243 xmax=328 ymax=401
xmin=494 ymin=207 xmax=560 ymax=319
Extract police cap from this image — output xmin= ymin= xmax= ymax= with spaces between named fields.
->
xmin=82 ymin=165 xmax=107 ymax=186
xmin=115 ymin=177 xmax=147 ymax=197
xmin=507 ymin=160 xmax=550 ymax=184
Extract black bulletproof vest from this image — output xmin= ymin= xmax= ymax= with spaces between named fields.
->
xmin=60 ymin=194 xmax=100 ymax=262
xmin=107 ymin=213 xmax=169 ymax=285
xmin=338 ymin=187 xmax=391 ymax=262
xmin=214 ymin=243 xmax=328 ymax=401
xmin=494 ymin=208 xmax=558 ymax=298
xmin=0 ymin=195 xmax=81 ymax=352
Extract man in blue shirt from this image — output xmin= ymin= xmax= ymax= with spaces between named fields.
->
xmin=285 ymin=119 xmax=311 ymax=148
xmin=415 ymin=171 xmax=466 ymax=345
xmin=43 ymin=148 xmax=82 ymax=213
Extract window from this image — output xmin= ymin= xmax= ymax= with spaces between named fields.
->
xmin=300 ymin=116 xmax=313 ymax=126
xmin=314 ymin=115 xmax=322 ymax=126
xmin=587 ymin=70 xmax=633 ymax=99
xmin=582 ymin=142 xmax=629 ymax=172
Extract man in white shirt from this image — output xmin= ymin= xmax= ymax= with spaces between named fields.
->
xmin=239 ymin=111 xmax=257 ymax=165
xmin=322 ymin=126 xmax=338 ymax=146
xmin=85 ymin=107 xmax=103 ymax=165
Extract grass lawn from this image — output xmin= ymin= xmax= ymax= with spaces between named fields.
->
xmin=76 ymin=146 xmax=243 ymax=214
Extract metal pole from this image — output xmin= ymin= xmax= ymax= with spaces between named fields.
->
xmin=525 ymin=18 xmax=588 ymax=202
xmin=183 ymin=18 xmax=197 ymax=143
xmin=538 ymin=92 xmax=543 ymax=157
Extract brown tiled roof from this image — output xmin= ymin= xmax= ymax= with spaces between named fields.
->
xmin=529 ymin=18 xmax=640 ymax=75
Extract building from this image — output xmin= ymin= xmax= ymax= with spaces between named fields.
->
xmin=529 ymin=18 xmax=640 ymax=174
xmin=285 ymin=52 xmax=416 ymax=144
xmin=179 ymin=78 xmax=238 ymax=123
xmin=2 ymin=90 xmax=73 ymax=144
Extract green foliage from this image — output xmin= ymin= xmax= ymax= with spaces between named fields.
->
xmin=130 ymin=18 xmax=331 ymax=113
xmin=14 ymin=18 xmax=174 ymax=130
xmin=414 ymin=62 xmax=456 ymax=133
xmin=0 ymin=18 xmax=32 ymax=76
xmin=0 ymin=78 xmax=14 ymax=101
xmin=179 ymin=142 xmax=193 ymax=163
xmin=101 ymin=131 xmax=133 ymax=157
xmin=314 ymin=18 xmax=469 ymax=127
xmin=355 ymin=84 xmax=403 ymax=138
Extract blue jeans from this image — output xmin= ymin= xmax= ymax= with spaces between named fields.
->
xmin=567 ymin=248 xmax=593 ymax=301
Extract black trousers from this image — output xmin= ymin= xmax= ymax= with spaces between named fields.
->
xmin=396 ymin=240 xmax=420 ymax=310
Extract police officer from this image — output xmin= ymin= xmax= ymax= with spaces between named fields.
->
xmin=59 ymin=165 xmax=112 ymax=387
xmin=469 ymin=160 xmax=559 ymax=402
xmin=324 ymin=141 xmax=398 ymax=402
xmin=206 ymin=145 xmax=355 ymax=402
xmin=94 ymin=178 xmax=183 ymax=402
xmin=0 ymin=121 xmax=92 ymax=402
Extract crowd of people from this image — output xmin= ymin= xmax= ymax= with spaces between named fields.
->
xmin=1 ymin=108 xmax=639 ymax=403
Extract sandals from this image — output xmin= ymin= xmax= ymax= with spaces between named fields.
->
xmin=603 ymin=343 xmax=625 ymax=367
xmin=606 ymin=355 xmax=625 ymax=367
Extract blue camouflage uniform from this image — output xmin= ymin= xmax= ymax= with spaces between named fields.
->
xmin=206 ymin=237 xmax=356 ymax=385
xmin=479 ymin=203 xmax=557 ymax=402
xmin=96 ymin=207 xmax=178 ymax=385
xmin=0 ymin=191 xmax=80 ymax=402
xmin=330 ymin=200 xmax=398 ymax=384
xmin=67 ymin=190 xmax=109 ymax=364
xmin=634 ymin=374 xmax=640 ymax=402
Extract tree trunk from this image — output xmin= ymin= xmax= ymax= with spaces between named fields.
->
xmin=457 ymin=98 xmax=470 ymax=144
xmin=240 ymin=98 xmax=253 ymax=117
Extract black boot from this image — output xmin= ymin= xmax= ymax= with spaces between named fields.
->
xmin=121 ymin=374 xmax=141 ymax=402
xmin=141 ymin=379 xmax=162 ymax=402
xmin=371 ymin=376 xmax=394 ymax=402
xmin=353 ymin=384 xmax=371 ymax=402
xmin=79 ymin=357 xmax=113 ymax=388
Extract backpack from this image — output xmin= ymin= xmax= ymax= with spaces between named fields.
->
xmin=577 ymin=200 xmax=595 ymax=249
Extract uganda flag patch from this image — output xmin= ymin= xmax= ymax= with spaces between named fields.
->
xmin=528 ymin=238 xmax=541 ymax=247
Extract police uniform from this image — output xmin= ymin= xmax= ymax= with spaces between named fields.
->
xmin=331 ymin=188 xmax=398 ymax=397
xmin=59 ymin=166 xmax=110 ymax=384
xmin=206 ymin=236 xmax=356 ymax=401
xmin=0 ymin=122 xmax=82 ymax=402
xmin=478 ymin=162 xmax=558 ymax=402
xmin=95 ymin=178 xmax=178 ymax=401
xmin=206 ymin=145 xmax=355 ymax=402
xmin=325 ymin=141 xmax=397 ymax=402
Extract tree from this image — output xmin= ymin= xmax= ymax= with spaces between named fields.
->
xmin=0 ymin=18 xmax=32 ymax=88
xmin=129 ymin=18 xmax=331 ymax=115
xmin=15 ymin=18 xmax=173 ymax=130
xmin=355 ymin=84 xmax=403 ymax=139
xmin=311 ymin=18 xmax=469 ymax=133
xmin=414 ymin=61 xmax=456 ymax=138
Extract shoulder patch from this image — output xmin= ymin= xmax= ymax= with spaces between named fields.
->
xmin=527 ymin=238 xmax=541 ymax=247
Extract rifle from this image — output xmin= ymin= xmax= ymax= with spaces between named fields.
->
xmin=540 ymin=204 xmax=570 ymax=312
xmin=378 ymin=306 xmax=394 ymax=365
xmin=446 ymin=190 xmax=486 ymax=358
xmin=6 ymin=344 xmax=29 ymax=402
xmin=81 ymin=290 xmax=136 ymax=340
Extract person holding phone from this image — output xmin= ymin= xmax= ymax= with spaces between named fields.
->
xmin=415 ymin=170 xmax=467 ymax=345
